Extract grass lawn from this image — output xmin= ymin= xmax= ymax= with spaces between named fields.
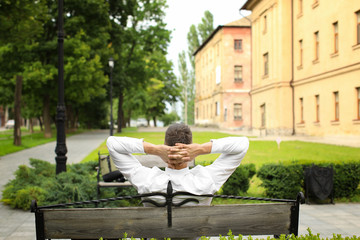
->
xmin=0 ymin=127 xmax=83 ymax=156
xmin=83 ymin=128 xmax=360 ymax=166
xmin=82 ymin=128 xmax=360 ymax=202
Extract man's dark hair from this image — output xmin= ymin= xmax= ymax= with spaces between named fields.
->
xmin=164 ymin=123 xmax=192 ymax=146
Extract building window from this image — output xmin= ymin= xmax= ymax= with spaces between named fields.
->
xmin=333 ymin=22 xmax=338 ymax=53
xmin=260 ymin=104 xmax=266 ymax=127
xmin=263 ymin=15 xmax=267 ymax=34
xmin=234 ymin=104 xmax=242 ymax=121
xmin=216 ymin=66 xmax=221 ymax=84
xmin=196 ymin=107 xmax=198 ymax=119
xmin=300 ymin=98 xmax=304 ymax=123
xmin=234 ymin=65 xmax=243 ymax=82
xmin=224 ymin=108 xmax=227 ymax=121
xmin=263 ymin=53 xmax=269 ymax=76
xmin=315 ymin=95 xmax=320 ymax=122
xmin=314 ymin=31 xmax=319 ymax=60
xmin=215 ymin=101 xmax=220 ymax=116
xmin=334 ymin=91 xmax=339 ymax=121
xmin=298 ymin=0 xmax=303 ymax=15
xmin=299 ymin=40 xmax=303 ymax=66
xmin=357 ymin=11 xmax=360 ymax=45
xmin=234 ymin=39 xmax=242 ymax=50
xmin=357 ymin=88 xmax=360 ymax=120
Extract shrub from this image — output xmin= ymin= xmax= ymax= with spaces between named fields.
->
xmin=222 ymin=164 xmax=256 ymax=195
xmin=1 ymin=159 xmax=135 ymax=210
xmin=257 ymin=163 xmax=303 ymax=199
xmin=159 ymin=112 xmax=179 ymax=126
xmin=332 ymin=163 xmax=360 ymax=198
xmin=257 ymin=162 xmax=360 ymax=199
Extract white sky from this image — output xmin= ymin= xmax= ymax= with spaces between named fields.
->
xmin=164 ymin=0 xmax=248 ymax=75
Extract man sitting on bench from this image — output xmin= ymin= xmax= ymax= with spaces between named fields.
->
xmin=106 ymin=123 xmax=249 ymax=206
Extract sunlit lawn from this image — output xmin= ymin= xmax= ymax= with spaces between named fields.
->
xmin=0 ymin=127 xmax=83 ymax=156
xmin=81 ymin=127 xmax=360 ymax=200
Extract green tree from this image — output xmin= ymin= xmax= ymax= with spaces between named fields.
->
xmin=197 ymin=10 xmax=214 ymax=43
xmin=108 ymin=0 xmax=172 ymax=132
xmin=0 ymin=0 xmax=48 ymax=141
xmin=179 ymin=10 xmax=214 ymax=125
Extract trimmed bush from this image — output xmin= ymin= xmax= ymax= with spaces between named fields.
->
xmin=257 ymin=162 xmax=360 ymax=199
xmin=222 ymin=164 xmax=256 ymax=195
xmin=257 ymin=164 xmax=303 ymax=199
xmin=1 ymin=159 xmax=138 ymax=210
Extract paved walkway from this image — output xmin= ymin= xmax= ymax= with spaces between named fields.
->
xmin=0 ymin=129 xmax=360 ymax=239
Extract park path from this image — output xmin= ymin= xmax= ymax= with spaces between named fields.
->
xmin=0 ymin=128 xmax=360 ymax=239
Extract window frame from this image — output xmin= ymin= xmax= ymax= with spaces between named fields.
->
xmin=215 ymin=101 xmax=220 ymax=116
xmin=333 ymin=22 xmax=339 ymax=53
xmin=299 ymin=39 xmax=303 ymax=67
xmin=234 ymin=39 xmax=243 ymax=51
xmin=315 ymin=95 xmax=320 ymax=122
xmin=234 ymin=65 xmax=243 ymax=83
xmin=263 ymin=53 xmax=269 ymax=76
xmin=263 ymin=15 xmax=267 ymax=34
xmin=334 ymin=91 xmax=339 ymax=121
xmin=260 ymin=104 xmax=266 ymax=127
xmin=300 ymin=97 xmax=304 ymax=123
xmin=234 ymin=103 xmax=242 ymax=121
xmin=314 ymin=31 xmax=319 ymax=60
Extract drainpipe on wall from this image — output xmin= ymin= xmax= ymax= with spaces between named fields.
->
xmin=239 ymin=9 xmax=252 ymax=131
xmin=290 ymin=0 xmax=296 ymax=135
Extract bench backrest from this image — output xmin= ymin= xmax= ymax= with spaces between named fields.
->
xmin=33 ymin=202 xmax=298 ymax=239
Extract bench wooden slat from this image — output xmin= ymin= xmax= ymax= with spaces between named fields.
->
xmin=41 ymin=203 xmax=293 ymax=239
xmin=97 ymin=181 xmax=132 ymax=187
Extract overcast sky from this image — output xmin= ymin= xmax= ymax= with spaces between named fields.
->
xmin=164 ymin=0 xmax=248 ymax=75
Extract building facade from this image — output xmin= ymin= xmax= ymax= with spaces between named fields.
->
xmin=242 ymin=0 xmax=360 ymax=136
xmin=194 ymin=19 xmax=252 ymax=130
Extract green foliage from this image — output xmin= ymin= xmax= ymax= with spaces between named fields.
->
xmin=104 ymin=229 xmax=360 ymax=240
xmin=1 ymin=159 xmax=137 ymax=210
xmin=257 ymin=162 xmax=360 ymax=199
xmin=257 ymin=164 xmax=304 ymax=199
xmin=222 ymin=164 xmax=256 ymax=195
xmin=159 ymin=112 xmax=180 ymax=126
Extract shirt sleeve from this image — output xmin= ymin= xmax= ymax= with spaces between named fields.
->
xmin=106 ymin=136 xmax=145 ymax=179
xmin=204 ymin=137 xmax=249 ymax=190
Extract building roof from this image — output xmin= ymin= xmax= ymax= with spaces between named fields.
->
xmin=240 ymin=0 xmax=259 ymax=10
xmin=193 ymin=16 xmax=251 ymax=56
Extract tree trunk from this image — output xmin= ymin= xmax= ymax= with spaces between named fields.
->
xmin=13 ymin=75 xmax=22 ymax=146
xmin=38 ymin=116 xmax=43 ymax=131
xmin=29 ymin=118 xmax=34 ymax=133
xmin=127 ymin=109 xmax=131 ymax=127
xmin=117 ymin=92 xmax=123 ymax=133
xmin=43 ymin=95 xmax=52 ymax=138
xmin=153 ymin=116 xmax=157 ymax=127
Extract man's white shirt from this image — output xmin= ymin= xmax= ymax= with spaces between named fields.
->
xmin=106 ymin=136 xmax=249 ymax=206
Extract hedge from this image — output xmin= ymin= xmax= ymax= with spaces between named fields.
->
xmin=1 ymin=159 xmax=138 ymax=210
xmin=257 ymin=162 xmax=360 ymax=199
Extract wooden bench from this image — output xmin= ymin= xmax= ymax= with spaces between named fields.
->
xmin=31 ymin=181 xmax=305 ymax=240
xmin=97 ymin=152 xmax=195 ymax=198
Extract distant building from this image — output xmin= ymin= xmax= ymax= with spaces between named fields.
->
xmin=194 ymin=17 xmax=252 ymax=130
xmin=241 ymin=0 xmax=360 ymax=136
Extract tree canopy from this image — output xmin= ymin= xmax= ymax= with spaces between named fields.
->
xmin=0 ymin=0 xmax=179 ymax=134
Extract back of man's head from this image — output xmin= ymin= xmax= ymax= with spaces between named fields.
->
xmin=164 ymin=123 xmax=192 ymax=146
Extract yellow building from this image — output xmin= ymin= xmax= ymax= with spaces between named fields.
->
xmin=241 ymin=0 xmax=360 ymax=136
xmin=194 ymin=18 xmax=252 ymax=130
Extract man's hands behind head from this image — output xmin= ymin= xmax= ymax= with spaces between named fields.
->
xmin=144 ymin=141 xmax=212 ymax=169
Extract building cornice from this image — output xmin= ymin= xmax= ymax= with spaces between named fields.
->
xmin=251 ymin=81 xmax=291 ymax=95
xmin=293 ymin=61 xmax=360 ymax=87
